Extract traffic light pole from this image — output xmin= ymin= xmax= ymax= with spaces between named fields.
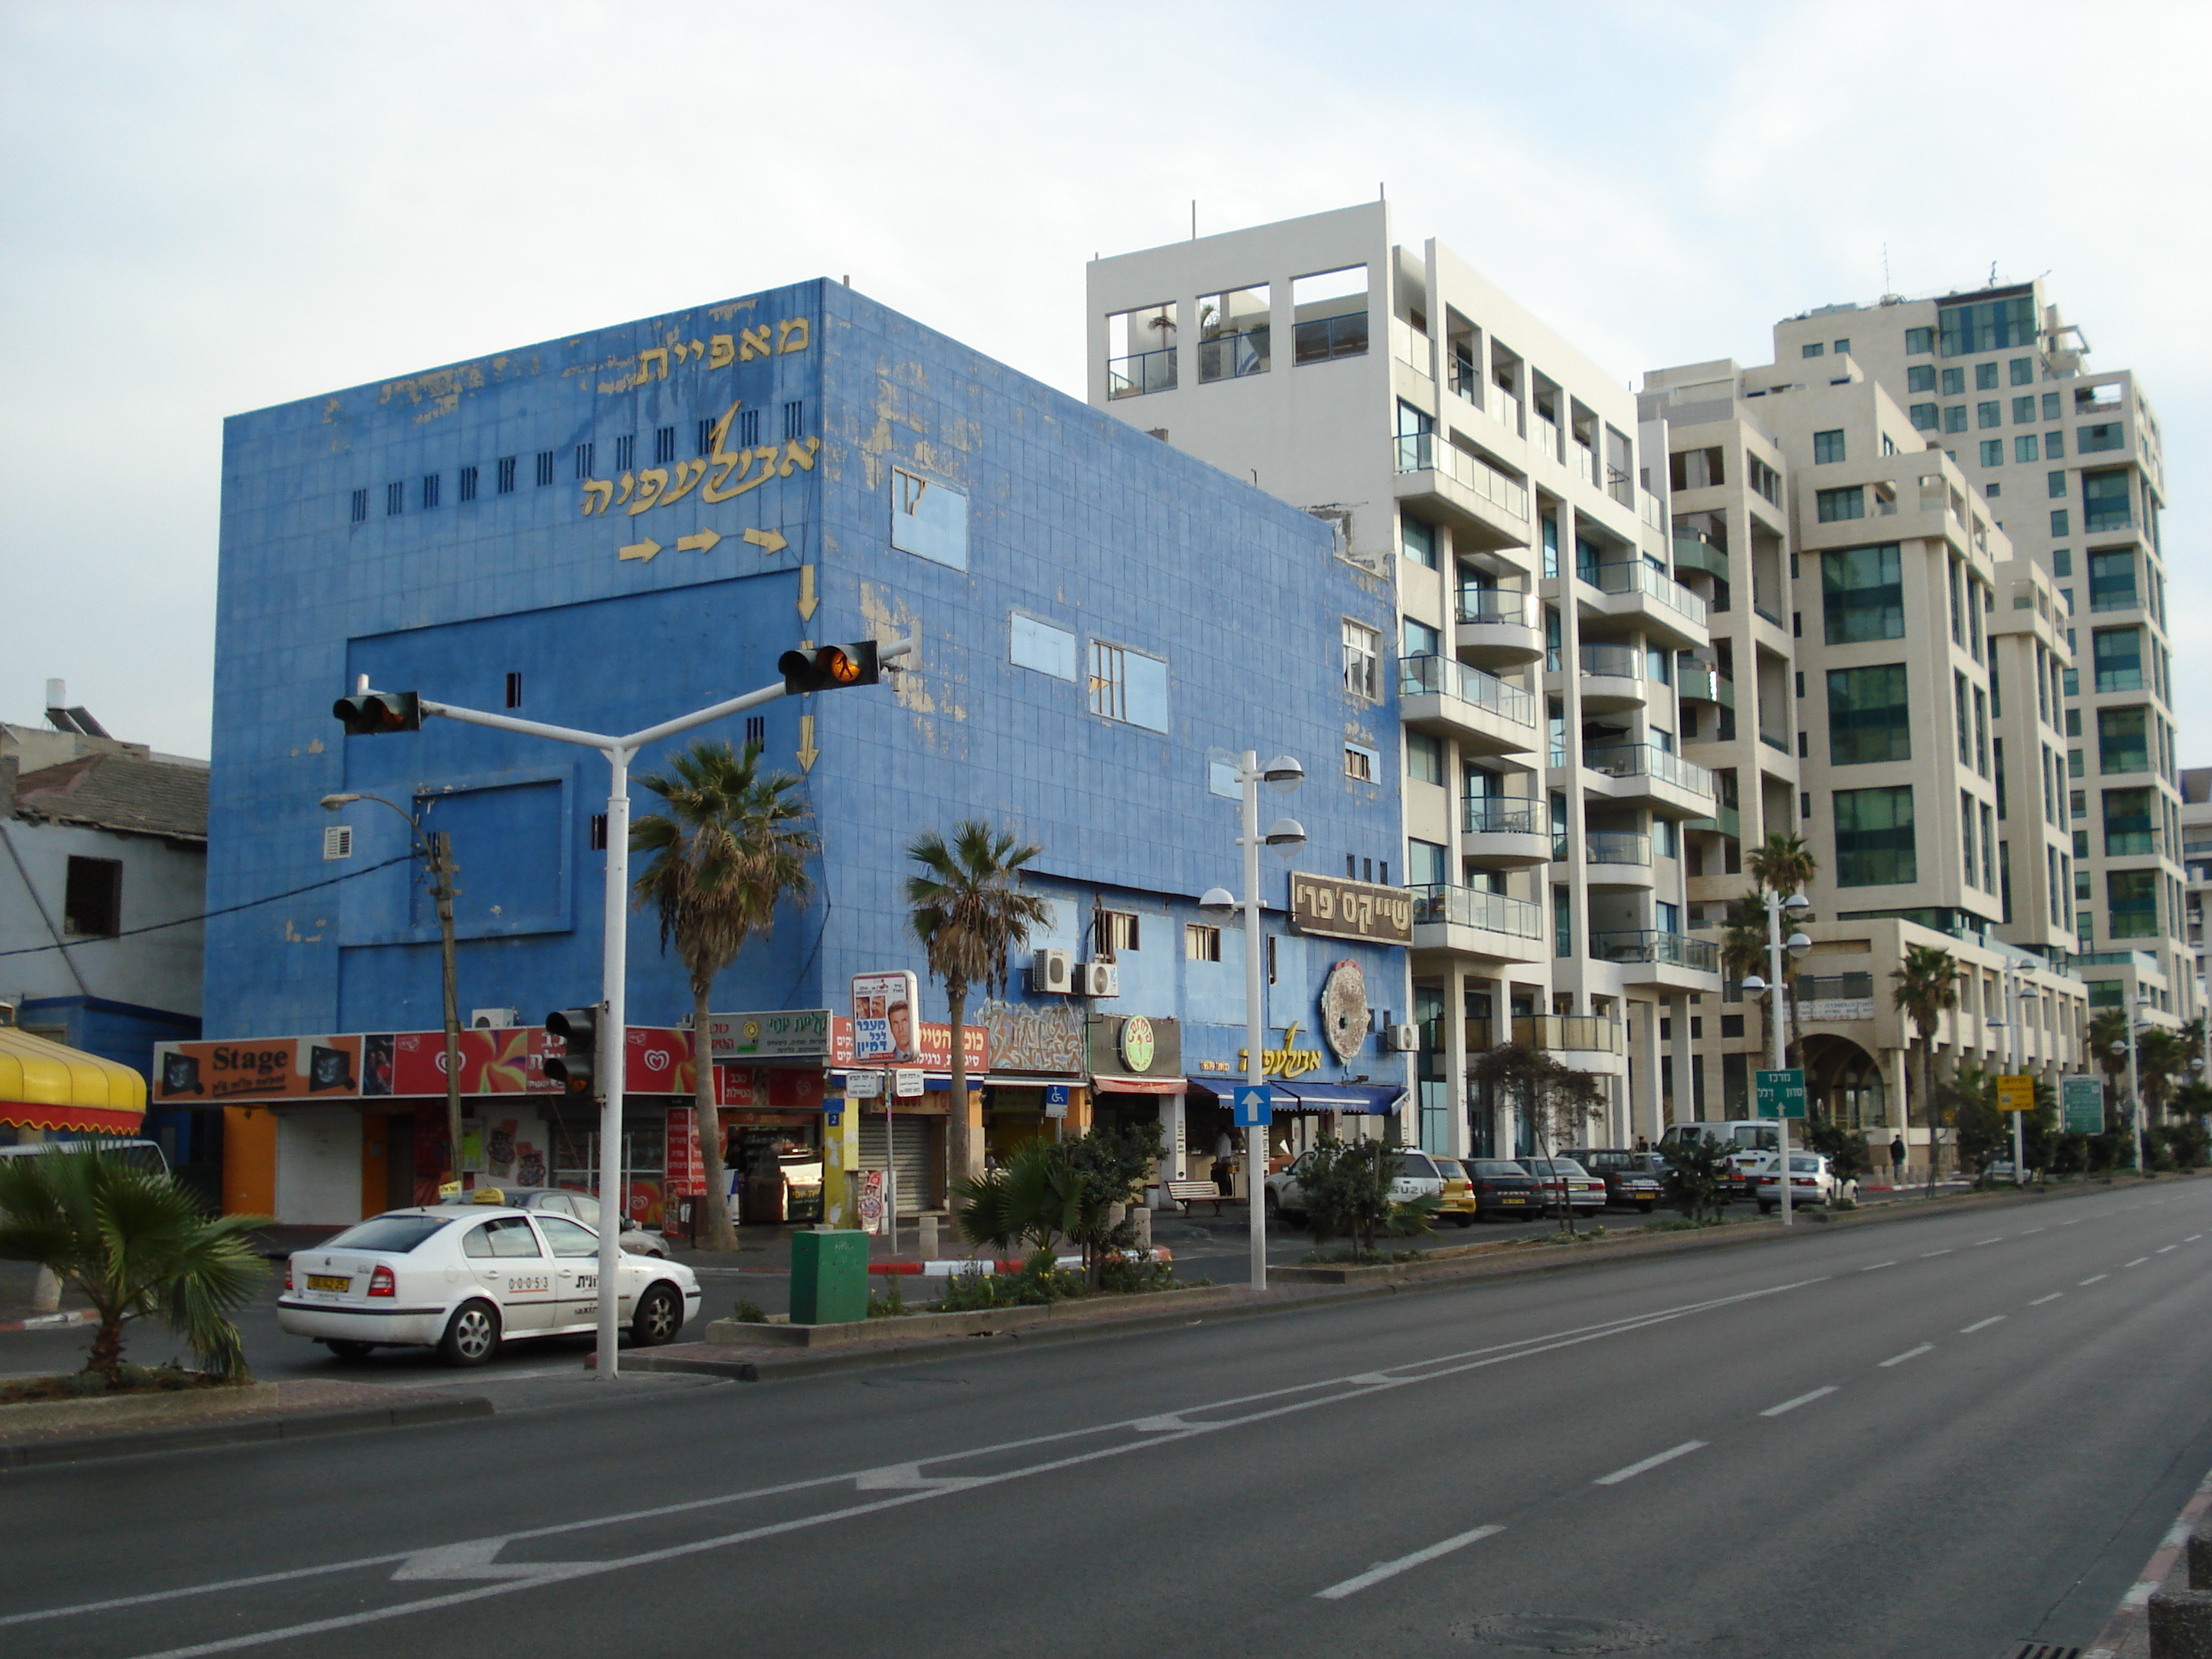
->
xmin=405 ymin=637 xmax=911 ymax=1380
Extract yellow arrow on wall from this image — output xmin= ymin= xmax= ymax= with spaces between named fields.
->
xmin=797 ymin=565 xmax=817 ymax=620
xmin=675 ymin=529 xmax=721 ymax=554
xmin=744 ymin=528 xmax=788 ymax=555
xmin=619 ymin=539 xmax=662 ymax=562
xmin=796 ymin=714 xmax=819 ymax=773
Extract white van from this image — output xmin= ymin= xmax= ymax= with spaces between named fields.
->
xmin=0 ymin=1138 xmax=170 ymax=1179
xmin=1657 ymin=1120 xmax=1781 ymax=1195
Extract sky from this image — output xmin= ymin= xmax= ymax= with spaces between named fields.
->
xmin=4 ymin=0 xmax=2208 ymax=762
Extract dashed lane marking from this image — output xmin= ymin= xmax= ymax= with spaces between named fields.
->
xmin=1961 ymin=1316 xmax=2006 ymax=1334
xmin=1760 ymin=1386 xmax=1838 ymax=1418
xmin=1974 ymin=1237 xmax=2006 ymax=1246
xmin=2082 ymin=1274 xmax=2110 ymax=1285
xmin=1313 ymin=1524 xmax=1506 ymax=1599
xmin=1593 ymin=1440 xmax=1707 ymax=1486
xmin=1921 ymin=1249 xmax=1954 ymax=1257
xmin=1880 ymin=1344 xmax=1935 ymax=1368
xmin=2030 ymin=1293 xmax=2064 ymax=1306
xmin=2125 ymin=1258 xmax=2151 ymax=1268
xmin=1860 ymin=1262 xmax=1897 ymax=1272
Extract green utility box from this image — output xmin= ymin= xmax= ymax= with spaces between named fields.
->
xmin=789 ymin=1228 xmax=870 ymax=1324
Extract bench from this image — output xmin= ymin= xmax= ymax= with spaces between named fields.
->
xmin=1163 ymin=1177 xmax=1239 ymax=1215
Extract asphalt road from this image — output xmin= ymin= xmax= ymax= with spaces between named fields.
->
xmin=6 ymin=1177 xmax=2211 ymax=1659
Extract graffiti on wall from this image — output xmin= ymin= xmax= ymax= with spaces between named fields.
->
xmin=979 ymin=999 xmax=1086 ymax=1075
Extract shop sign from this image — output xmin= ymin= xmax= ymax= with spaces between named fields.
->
xmin=666 ymin=1108 xmax=706 ymax=1197
xmin=1237 ymin=1020 xmax=1325 ymax=1079
xmin=1119 ymin=1017 xmax=1157 ymax=1073
xmin=156 ymin=1026 xmax=698 ymax=1102
xmin=1800 ymin=998 xmax=1874 ymax=1022
xmin=706 ymin=1009 xmax=830 ymax=1060
xmin=714 ymin=1065 xmax=827 ymax=1111
xmin=153 ymin=1035 xmax=364 ymax=1103
xmin=1289 ymin=872 xmax=1413 ymax=945
xmin=977 ymin=999 xmax=1085 ymax=1075
xmin=1088 ymin=1014 xmax=1181 ymax=1082
xmin=828 ymin=1017 xmax=987 ymax=1074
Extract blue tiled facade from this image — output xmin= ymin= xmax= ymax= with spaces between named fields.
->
xmin=210 ymin=280 xmax=1405 ymax=1097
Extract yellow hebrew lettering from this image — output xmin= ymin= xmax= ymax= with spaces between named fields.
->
xmin=657 ymin=458 xmax=706 ymax=508
xmin=708 ymin=334 xmax=734 ymax=369
xmin=777 ymin=317 xmax=810 ymax=354
xmin=615 ymin=472 xmax=636 ymax=506
xmin=702 ymin=447 xmax=768 ymax=503
xmin=687 ymin=338 xmax=704 ymax=359
xmin=670 ymin=340 xmax=692 ymax=364
xmin=580 ymin=480 xmax=613 ymax=516
xmin=739 ymin=325 xmax=773 ymax=361
xmin=778 ymin=436 xmax=821 ymax=477
xmin=706 ymin=399 xmax=741 ymax=451
xmin=639 ymin=347 xmax=669 ymax=381
xmin=628 ymin=468 xmax=668 ymax=514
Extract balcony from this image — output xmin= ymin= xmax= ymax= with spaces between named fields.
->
xmin=1462 ymin=796 xmax=1555 ymax=867
xmin=1640 ymin=492 xmax=1667 ymax=533
xmin=1678 ymin=665 xmax=1735 ymax=709
xmin=1454 ymin=587 xmax=1544 ymax=665
xmin=1463 ymin=1017 xmax=1622 ymax=1058
xmin=1409 ymin=883 xmax=1547 ymax=965
xmin=1295 ymin=310 xmax=1370 ymax=365
xmin=1196 ymin=329 xmax=1269 ymax=382
xmin=1590 ymin=928 xmax=1721 ymax=989
xmin=1683 ymin=804 xmax=1741 ymax=840
xmin=1394 ymin=431 xmax=1531 ymax=553
xmin=1575 ymin=559 xmax=1709 ymax=649
xmin=1672 ymin=533 xmax=1729 ymax=582
xmin=1579 ymin=742 xmax=1717 ymax=818
xmin=1399 ymin=654 xmax=1539 ymax=759
xmin=1582 ymin=830 xmax=1655 ymax=889
xmin=1107 ymin=348 xmax=1176 ymax=400
xmin=1573 ymin=644 xmax=1647 ymax=714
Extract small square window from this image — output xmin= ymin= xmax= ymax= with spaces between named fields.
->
xmin=1802 ymin=341 xmax=1825 ymax=359
xmin=1905 ymin=327 xmax=1933 ymax=354
xmin=1344 ymin=744 xmax=1376 ymax=783
xmin=1979 ymin=440 xmax=2002 ymax=467
xmin=2015 ymin=436 xmax=2039 ymax=464
xmin=1943 ymin=406 xmax=1967 ymax=434
xmin=2044 ymin=431 xmax=2065 ymax=460
xmin=1907 ymin=365 xmax=1936 ymax=394
xmin=2012 ymin=395 xmax=2036 ymax=425
xmin=2041 ymin=392 xmax=2062 ymax=421
xmin=1977 ymin=402 xmax=2001 ymax=430
xmin=63 ymin=856 xmax=122 ymax=936
xmin=1812 ymin=429 xmax=1845 ymax=464
xmin=2051 ymin=509 xmax=2070 ymax=537
xmin=2009 ymin=357 xmax=2033 ymax=387
xmin=1833 ymin=338 xmax=1850 ymax=355
xmin=1184 ymin=923 xmax=1221 ymax=962
xmin=1941 ymin=367 xmax=1966 ymax=397
xmin=1975 ymin=362 xmax=2000 ymax=391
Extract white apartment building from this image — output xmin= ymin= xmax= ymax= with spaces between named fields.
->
xmin=1087 ymin=202 xmax=1712 ymax=1159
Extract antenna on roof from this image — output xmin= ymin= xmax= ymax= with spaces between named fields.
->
xmin=1882 ymin=243 xmax=1890 ymax=294
xmin=1990 ymin=260 xmax=1998 ymax=284
xmin=1190 ymin=199 xmax=1197 ymax=241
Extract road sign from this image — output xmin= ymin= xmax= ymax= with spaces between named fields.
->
xmin=1754 ymin=1068 xmax=1807 ymax=1120
xmin=1995 ymin=1074 xmax=2036 ymax=1113
xmin=844 ymin=1070 xmax=884 ymax=1099
xmin=1043 ymin=1083 xmax=1069 ymax=1120
xmin=1233 ymin=1084 xmax=1273 ymax=1127
xmin=892 ymin=1069 xmax=925 ymax=1099
xmin=2061 ymin=1076 xmax=2104 ymax=1135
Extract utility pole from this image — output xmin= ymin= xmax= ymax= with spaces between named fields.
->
xmin=430 ymin=830 xmax=463 ymax=1192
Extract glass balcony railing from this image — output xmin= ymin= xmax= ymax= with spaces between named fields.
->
xmin=1581 ymin=742 xmax=1717 ymax=799
xmin=1456 ymin=588 xmax=1535 ymax=628
xmin=1393 ymin=431 xmax=1531 ymax=521
xmin=1107 ymin=348 xmax=1176 ymax=399
xmin=1760 ymin=730 xmax=1791 ymax=753
xmin=2090 ymin=588 xmax=2140 ymax=613
xmin=1578 ymin=644 xmax=1642 ymax=680
xmin=1196 ymin=329 xmax=1269 ymax=382
xmin=1797 ymin=973 xmax=1875 ymax=1002
xmin=1684 ymin=804 xmax=1740 ymax=840
xmin=1398 ymin=654 xmax=1537 ymax=727
xmin=1408 ymin=884 xmax=1545 ymax=939
xmin=1465 ymin=1016 xmax=1622 ymax=1053
xmin=1295 ymin=310 xmax=1370 ymax=365
xmin=1678 ymin=665 xmax=1736 ymax=708
xmin=1579 ymin=560 xmax=1708 ymax=626
xmin=1640 ymin=491 xmax=1667 ymax=531
xmin=1583 ymin=831 xmax=1653 ymax=866
xmin=1590 ymin=930 xmax=1719 ymax=973
xmin=1462 ymin=796 xmax=1552 ymax=837
xmin=1672 ymin=533 xmax=1728 ymax=580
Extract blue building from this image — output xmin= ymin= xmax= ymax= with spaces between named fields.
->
xmin=190 ymin=279 xmax=1407 ymax=1225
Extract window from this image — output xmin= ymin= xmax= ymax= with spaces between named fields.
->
xmin=891 ymin=467 xmax=969 ymax=570
xmin=1342 ymin=621 xmax=1381 ymax=701
xmin=1185 ymin=924 xmax=1221 ymax=962
xmin=535 ymin=450 xmax=555 ymax=487
xmin=63 ymin=856 xmax=122 ymax=935
xmin=1943 ymin=407 xmax=1967 ymax=434
xmin=349 ymin=488 xmax=367 ymax=523
xmin=743 ymin=716 xmax=764 ymax=746
xmin=1827 ymin=664 xmax=1911 ymax=764
xmin=1956 ymin=673 xmax=1972 ymax=768
xmin=1401 ymin=516 xmax=1437 ymax=569
xmin=2078 ymin=423 xmax=2125 ymax=454
xmin=1801 ymin=341 xmax=1825 ymax=359
xmin=1961 ymin=791 xmax=1977 ymax=889
xmin=420 ymin=474 xmax=440 ymax=509
xmin=1979 ymin=440 xmax=2002 ymax=467
xmin=1408 ymin=839 xmax=1449 ymax=887
xmin=697 ymin=418 xmax=715 ymax=457
xmin=1910 ymin=403 xmax=1939 ymax=431
xmin=589 ymin=814 xmax=608 ymax=852
xmin=2044 ymin=469 xmax=2068 ymax=499
xmin=1906 ymin=326 xmax=1934 ymax=354
xmin=2082 ymin=468 xmax=2132 ymax=531
xmin=738 ymin=408 xmax=760 ymax=447
xmin=2049 ymin=509 xmax=2070 ymax=537
xmin=2009 ymin=396 xmax=2034 ymax=426
xmin=2098 ymin=706 xmax=2148 ymax=775
xmin=1344 ymin=743 xmax=1377 ymax=783
xmin=2108 ymin=869 xmax=2158 ymax=940
xmin=1940 ymin=294 xmax=2036 ymax=356
xmin=1097 ymin=910 xmax=1140 ymax=958
xmin=1010 ymin=613 xmax=1076 ymax=680
xmin=1834 ymin=786 xmax=1915 ymax=887
xmin=783 ymin=400 xmax=805 ymax=441
xmin=385 ymin=481 xmax=403 ymax=516
xmin=2104 ymin=787 xmax=2155 ymax=857
xmin=1670 ymin=446 xmax=1726 ymax=490
xmin=458 ymin=465 xmax=478 ymax=503
xmin=1106 ymin=304 xmax=1177 ymax=397
xmin=503 ymin=671 xmax=523 ymax=709
xmin=1748 ymin=456 xmax=1781 ymax=505
xmin=1974 ymin=362 xmax=1999 ymax=391
xmin=574 ymin=443 xmax=594 ymax=480
xmin=2010 ymin=358 xmax=2034 ymax=387
xmin=1822 ymin=544 xmax=1904 ymax=644
xmin=614 ymin=434 xmax=636 ymax=472
xmin=1197 ymin=284 xmax=1270 ymax=382
xmin=654 ymin=425 xmax=676 ymax=465
xmin=2013 ymin=436 xmax=2038 ymax=464
xmin=496 ymin=456 xmax=516 ymax=495
xmin=1941 ymin=368 xmax=1966 ymax=397
xmin=1977 ymin=401 xmax=2001 ymax=430
xmin=1291 ymin=266 xmax=1370 ymax=364
xmin=2093 ymin=627 xmax=2143 ymax=693
xmin=1406 ymin=732 xmax=1444 ymax=784
xmin=1816 ymin=486 xmax=1864 ymax=523
xmin=2088 ymin=548 xmax=2136 ymax=610
xmin=1088 ymin=641 xmax=1169 ymax=732
xmin=1905 ymin=365 xmax=1936 ymax=395
xmin=1812 ymin=429 xmax=1845 ymax=464
xmin=1403 ymin=618 xmax=1439 ymax=657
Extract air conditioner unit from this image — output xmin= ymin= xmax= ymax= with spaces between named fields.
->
xmin=1079 ymin=961 xmax=1119 ymax=998
xmin=471 ymin=1008 xmax=518 ymax=1030
xmin=1030 ymin=948 xmax=1074 ymax=994
xmin=1386 ymin=1023 xmax=1420 ymax=1053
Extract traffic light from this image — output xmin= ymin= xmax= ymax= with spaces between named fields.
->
xmin=544 ymin=1007 xmax=602 ymax=1098
xmin=778 ymin=641 xmax=878 ymax=695
xmin=333 ymin=690 xmax=422 ymax=737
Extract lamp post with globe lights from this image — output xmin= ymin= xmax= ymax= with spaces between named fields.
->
xmin=1737 ymin=890 xmax=1812 ymax=1224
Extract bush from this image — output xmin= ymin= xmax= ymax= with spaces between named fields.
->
xmin=1661 ymin=1139 xmax=1733 ymax=1224
xmin=1295 ymin=1136 xmax=1432 ymax=1254
xmin=866 ymin=1280 xmax=907 ymax=1318
xmin=950 ymin=1123 xmax=1164 ymax=1287
xmin=732 ymin=1297 xmax=769 ymax=1324
xmin=932 ymin=1257 xmax=1084 ymax=1312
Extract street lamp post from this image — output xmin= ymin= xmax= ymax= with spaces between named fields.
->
xmin=1740 ymin=890 xmax=1811 ymax=1226
xmin=323 ymin=792 xmax=463 ymax=1193
xmin=1200 ymin=750 xmax=1305 ymax=1293
xmin=2109 ymin=992 xmax=2154 ymax=1177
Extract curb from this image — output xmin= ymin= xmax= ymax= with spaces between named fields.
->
xmin=0 ymin=1310 xmax=97 ymax=1334
xmin=0 ymin=1394 xmax=494 ymax=1470
xmin=2085 ymin=1461 xmax=2212 ymax=1659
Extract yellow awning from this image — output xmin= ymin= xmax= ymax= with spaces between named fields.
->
xmin=0 ymin=1026 xmax=148 ymax=1133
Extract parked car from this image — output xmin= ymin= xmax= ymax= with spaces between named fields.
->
xmin=0 ymin=1138 xmax=169 ymax=1178
xmin=1429 ymin=1156 xmax=1479 ymax=1226
xmin=1263 ymin=1147 xmax=1442 ymax=1225
xmin=1657 ymin=1120 xmax=1780 ymax=1195
xmin=276 ymin=1205 xmax=701 ymax=1365
xmin=1524 ymin=1157 xmax=1606 ymax=1216
xmin=1462 ymin=1159 xmax=1543 ymax=1219
xmin=437 ymin=1187 xmax=670 ymax=1258
xmin=1748 ymin=1152 xmax=1857 ymax=1213
xmin=1562 ymin=1147 xmax=1663 ymax=1213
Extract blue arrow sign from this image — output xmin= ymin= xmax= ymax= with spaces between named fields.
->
xmin=1233 ymin=1084 xmax=1273 ymax=1127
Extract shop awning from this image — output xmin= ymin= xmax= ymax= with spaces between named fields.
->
xmin=1272 ymin=1082 xmax=1408 ymax=1115
xmin=0 ymin=1026 xmax=147 ymax=1134
xmin=1090 ymin=1075 xmax=1186 ymax=1096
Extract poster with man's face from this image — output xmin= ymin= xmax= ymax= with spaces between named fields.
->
xmin=851 ymin=971 xmax=920 ymax=1063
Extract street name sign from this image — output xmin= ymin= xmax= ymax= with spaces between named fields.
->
xmin=1995 ymin=1074 xmax=2036 ymax=1113
xmin=1754 ymin=1068 xmax=1807 ymax=1120
xmin=2061 ymin=1076 xmax=2104 ymax=1135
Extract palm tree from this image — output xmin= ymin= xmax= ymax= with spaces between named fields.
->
xmin=0 ymin=1148 xmax=269 ymax=1384
xmin=907 ymin=822 xmax=1053 ymax=1183
xmin=2137 ymin=1026 xmax=2188 ymax=1123
xmin=1891 ymin=944 xmax=1959 ymax=1192
xmin=2088 ymin=1007 xmax=2131 ymax=1130
xmin=633 ymin=739 xmax=817 ymax=1251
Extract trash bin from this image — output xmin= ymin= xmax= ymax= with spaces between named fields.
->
xmin=789 ymin=1229 xmax=869 ymax=1324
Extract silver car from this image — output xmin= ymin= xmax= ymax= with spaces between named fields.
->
xmin=436 ymin=1187 xmax=672 ymax=1258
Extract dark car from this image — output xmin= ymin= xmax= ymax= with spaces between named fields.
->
xmin=1563 ymin=1147 xmax=1664 ymax=1213
xmin=1462 ymin=1158 xmax=1544 ymax=1219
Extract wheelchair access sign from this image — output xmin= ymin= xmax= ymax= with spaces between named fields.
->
xmin=1233 ymin=1084 xmax=1273 ymax=1127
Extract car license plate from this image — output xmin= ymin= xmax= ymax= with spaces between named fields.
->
xmin=1501 ymin=1195 xmax=1525 ymax=1203
xmin=306 ymin=1274 xmax=349 ymax=1292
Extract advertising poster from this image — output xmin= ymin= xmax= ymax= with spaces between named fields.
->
xmin=850 ymin=971 xmax=921 ymax=1063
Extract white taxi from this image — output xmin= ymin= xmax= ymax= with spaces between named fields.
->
xmin=276 ymin=1206 xmax=702 ymax=1366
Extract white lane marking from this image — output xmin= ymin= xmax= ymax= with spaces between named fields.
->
xmin=2188 ymin=1235 xmax=2204 ymax=1243
xmin=2030 ymin=1293 xmax=2064 ymax=1306
xmin=1760 ymin=1386 xmax=1838 ymax=1418
xmin=2061 ymin=1218 xmax=2087 ymax=1226
xmin=2082 ymin=1274 xmax=2109 ymax=1285
xmin=2018 ymin=1228 xmax=2046 ymax=1235
xmin=1313 ymin=1524 xmax=1506 ymax=1599
xmin=390 ymin=1540 xmax=557 ymax=1583
xmin=1921 ymin=1249 xmax=1954 ymax=1257
xmin=1594 ymin=1440 xmax=1707 ymax=1485
xmin=1880 ymin=1344 xmax=1934 ymax=1368
xmin=1860 ymin=1261 xmax=1897 ymax=1272
xmin=2125 ymin=1257 xmax=2151 ymax=1268
xmin=2158 ymin=1246 xmax=2178 ymax=1254
xmin=1974 ymin=1237 xmax=2007 ymax=1247
xmin=1960 ymin=1316 xmax=2006 ymax=1334
xmin=4 ymin=1279 xmax=1830 ymax=1641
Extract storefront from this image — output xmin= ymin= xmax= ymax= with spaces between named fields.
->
xmin=0 ymin=1024 xmax=148 ymax=1142
xmin=978 ymin=998 xmax=1088 ymax=1164
xmin=1086 ymin=1012 xmax=1186 ymax=1201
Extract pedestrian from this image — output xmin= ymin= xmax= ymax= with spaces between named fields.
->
xmin=1889 ymin=1133 xmax=1907 ymax=1186
xmin=1213 ymin=1127 xmax=1234 ymax=1195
